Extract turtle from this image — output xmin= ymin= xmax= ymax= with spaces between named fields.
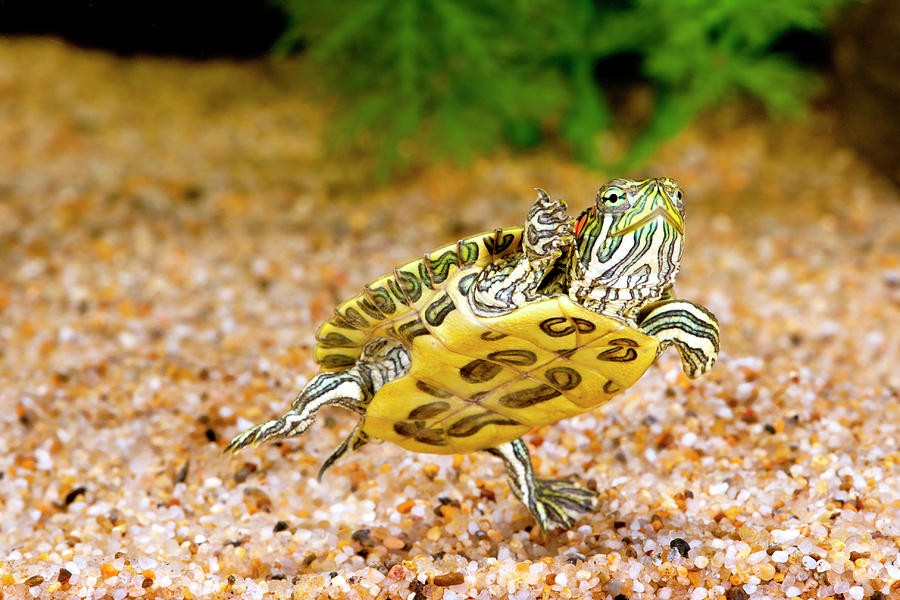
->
xmin=225 ymin=177 xmax=719 ymax=530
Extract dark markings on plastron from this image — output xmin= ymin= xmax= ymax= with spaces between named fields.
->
xmin=429 ymin=251 xmax=457 ymax=284
xmin=459 ymin=359 xmax=502 ymax=383
xmin=596 ymin=338 xmax=639 ymax=362
xmin=416 ymin=380 xmax=454 ymax=398
xmin=392 ymin=421 xmax=448 ymax=446
xmin=480 ymin=331 xmax=508 ymax=341
xmin=414 ymin=428 xmax=447 ymax=446
xmin=367 ymin=285 xmax=396 ymax=315
xmin=319 ymin=353 xmax=356 ymax=368
xmin=329 ymin=314 xmax=356 ymax=330
xmin=448 ymin=412 xmax=520 ymax=437
xmin=485 ymin=230 xmax=516 ymax=256
xmin=572 ymin=318 xmax=596 ymax=333
xmin=603 ymin=380 xmax=622 ymax=394
xmin=424 ymin=293 xmax=456 ymax=326
xmin=337 ymin=307 xmax=369 ymax=329
xmin=470 ymin=390 xmax=490 ymax=402
xmin=408 ymin=401 xmax=451 ymax=420
xmin=397 ymin=318 xmax=430 ymax=343
xmin=357 ymin=297 xmax=384 ymax=320
xmin=555 ymin=347 xmax=578 ymax=359
xmin=486 ymin=349 xmax=537 ymax=366
xmin=539 ymin=317 xmax=574 ymax=337
xmin=498 ymin=384 xmax=560 ymax=408
xmin=316 ymin=331 xmax=358 ymax=349
xmin=544 ymin=366 xmax=582 ymax=390
xmin=457 ymin=272 xmax=479 ymax=295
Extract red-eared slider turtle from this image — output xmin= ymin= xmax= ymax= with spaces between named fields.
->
xmin=226 ymin=178 xmax=719 ymax=530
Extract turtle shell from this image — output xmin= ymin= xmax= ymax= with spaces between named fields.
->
xmin=314 ymin=228 xmax=660 ymax=455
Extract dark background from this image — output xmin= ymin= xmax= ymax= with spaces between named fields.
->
xmin=0 ymin=0 xmax=287 ymax=58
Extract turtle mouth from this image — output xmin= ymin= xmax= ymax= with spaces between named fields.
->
xmin=610 ymin=205 xmax=684 ymax=237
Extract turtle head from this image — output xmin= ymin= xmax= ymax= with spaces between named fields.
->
xmin=569 ymin=177 xmax=685 ymax=299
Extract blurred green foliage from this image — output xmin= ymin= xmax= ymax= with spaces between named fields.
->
xmin=275 ymin=0 xmax=851 ymax=176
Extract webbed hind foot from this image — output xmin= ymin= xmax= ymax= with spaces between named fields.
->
xmin=486 ymin=438 xmax=597 ymax=530
xmin=532 ymin=478 xmax=598 ymax=530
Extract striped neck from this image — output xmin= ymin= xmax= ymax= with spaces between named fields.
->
xmin=567 ymin=179 xmax=685 ymax=322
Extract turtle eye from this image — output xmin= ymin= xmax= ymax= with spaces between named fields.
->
xmin=673 ymin=188 xmax=685 ymax=215
xmin=597 ymin=186 xmax=628 ymax=211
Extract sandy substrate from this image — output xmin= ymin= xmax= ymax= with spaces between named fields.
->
xmin=1 ymin=38 xmax=899 ymax=600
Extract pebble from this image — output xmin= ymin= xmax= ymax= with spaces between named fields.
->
xmin=1 ymin=37 xmax=899 ymax=600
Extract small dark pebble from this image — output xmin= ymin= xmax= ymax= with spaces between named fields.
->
xmin=725 ymin=588 xmax=749 ymax=600
xmin=613 ymin=520 xmax=627 ymax=529
xmin=351 ymin=528 xmax=375 ymax=547
xmin=870 ymin=592 xmax=886 ymax=600
xmin=57 ymin=568 xmax=72 ymax=583
xmin=303 ymin=553 xmax=316 ymax=567
xmin=684 ymin=489 xmax=694 ymax=498
xmin=641 ymin=414 xmax=658 ymax=426
xmin=438 ymin=496 xmax=461 ymax=507
xmin=614 ymin=595 xmax=628 ymax=600
xmin=270 ymin=574 xmax=286 ymax=581
xmin=565 ymin=553 xmax=586 ymax=565
xmin=273 ymin=520 xmax=290 ymax=533
xmin=434 ymin=550 xmax=446 ymax=560
xmin=24 ymin=575 xmax=44 ymax=587
xmin=204 ymin=428 xmax=217 ymax=442
xmin=227 ymin=575 xmax=236 ymax=585
xmin=479 ymin=488 xmax=496 ymax=502
xmin=433 ymin=572 xmax=465 ymax=586
xmin=64 ymin=487 xmax=87 ymax=506
xmin=409 ymin=580 xmax=425 ymax=593
xmin=670 ymin=538 xmax=691 ymax=557
xmin=329 ymin=571 xmax=338 ymax=579
xmin=764 ymin=423 xmax=776 ymax=434
xmin=175 ymin=460 xmax=190 ymax=484
xmin=142 ymin=578 xmax=153 ymax=588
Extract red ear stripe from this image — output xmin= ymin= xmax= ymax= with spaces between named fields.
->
xmin=573 ymin=210 xmax=591 ymax=238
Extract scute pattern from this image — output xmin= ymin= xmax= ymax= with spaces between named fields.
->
xmin=314 ymin=228 xmax=523 ymax=370
xmin=364 ymin=269 xmax=659 ymax=454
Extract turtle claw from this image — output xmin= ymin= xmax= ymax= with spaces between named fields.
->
xmin=526 ymin=190 xmax=574 ymax=264
xmin=531 ymin=478 xmax=598 ymax=530
xmin=223 ymin=419 xmax=282 ymax=454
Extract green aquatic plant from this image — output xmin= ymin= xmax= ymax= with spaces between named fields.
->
xmin=274 ymin=0 xmax=851 ymax=176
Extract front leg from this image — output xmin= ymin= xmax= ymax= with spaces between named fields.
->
xmin=486 ymin=439 xmax=597 ymax=530
xmin=524 ymin=188 xmax=575 ymax=272
xmin=471 ymin=189 xmax=573 ymax=316
xmin=637 ymin=299 xmax=719 ymax=378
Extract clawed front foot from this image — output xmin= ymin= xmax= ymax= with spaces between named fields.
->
xmin=531 ymin=478 xmax=598 ymax=530
xmin=526 ymin=189 xmax=574 ymax=266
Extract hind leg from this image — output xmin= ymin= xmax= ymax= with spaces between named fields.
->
xmin=225 ymin=338 xmax=409 ymax=452
xmin=486 ymin=439 xmax=597 ymax=530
